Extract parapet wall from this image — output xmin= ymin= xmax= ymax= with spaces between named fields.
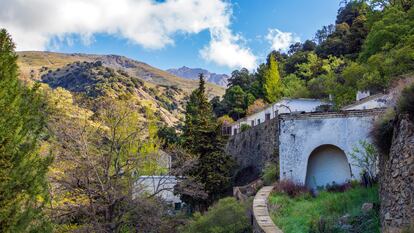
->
xmin=226 ymin=117 xmax=279 ymax=185
xmin=380 ymin=115 xmax=414 ymax=232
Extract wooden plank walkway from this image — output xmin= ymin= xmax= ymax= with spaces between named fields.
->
xmin=253 ymin=186 xmax=283 ymax=233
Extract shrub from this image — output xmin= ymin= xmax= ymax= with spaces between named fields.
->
xmin=274 ymin=180 xmax=310 ymax=198
xmin=325 ymin=182 xmax=352 ymax=193
xmin=240 ymin=124 xmax=251 ymax=132
xmin=262 ymin=163 xmax=278 ymax=185
xmin=246 ymin=99 xmax=266 ymax=115
xmin=398 ymin=83 xmax=414 ymax=121
xmin=370 ymin=109 xmax=395 ymax=156
xmin=180 ymin=197 xmax=251 ymax=233
xmin=350 ymin=140 xmax=379 ymax=183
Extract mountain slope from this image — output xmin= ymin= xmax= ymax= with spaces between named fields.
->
xmin=166 ymin=66 xmax=229 ymax=87
xmin=17 ymin=51 xmax=225 ymax=98
xmin=17 ymin=51 xmax=225 ymax=126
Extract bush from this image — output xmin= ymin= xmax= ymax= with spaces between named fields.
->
xmin=181 ymin=197 xmax=251 ymax=233
xmin=325 ymin=182 xmax=352 ymax=193
xmin=398 ymin=83 xmax=414 ymax=121
xmin=371 ymin=109 xmax=395 ymax=156
xmin=240 ymin=124 xmax=251 ymax=132
xmin=350 ymin=140 xmax=379 ymax=183
xmin=274 ymin=180 xmax=310 ymax=198
xmin=262 ymin=163 xmax=278 ymax=185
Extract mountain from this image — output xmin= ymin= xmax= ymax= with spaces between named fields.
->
xmin=166 ymin=66 xmax=229 ymax=87
xmin=17 ymin=52 xmax=224 ymax=97
xmin=16 ymin=51 xmax=225 ymax=126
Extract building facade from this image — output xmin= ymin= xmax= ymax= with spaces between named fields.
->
xmin=226 ymin=98 xmax=330 ymax=136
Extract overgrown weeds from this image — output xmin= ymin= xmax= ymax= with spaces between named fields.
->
xmin=273 ymin=180 xmax=310 ymax=198
xmin=269 ymin=185 xmax=380 ymax=233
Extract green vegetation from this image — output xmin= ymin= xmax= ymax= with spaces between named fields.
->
xmin=350 ymin=140 xmax=379 ymax=182
xmin=372 ymin=82 xmax=414 ymax=156
xmin=0 ymin=29 xmax=52 ymax=232
xmin=263 ymin=54 xmax=283 ymax=102
xmin=178 ymin=75 xmax=235 ymax=210
xmin=180 ymin=197 xmax=251 ymax=233
xmin=397 ymin=83 xmax=414 ymax=120
xmin=213 ymin=0 xmax=414 ymax=120
xmin=262 ymin=163 xmax=279 ymax=185
xmin=269 ymin=185 xmax=379 ymax=233
xmin=240 ymin=124 xmax=251 ymax=132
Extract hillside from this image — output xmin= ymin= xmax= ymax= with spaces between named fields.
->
xmin=167 ymin=66 xmax=229 ymax=87
xmin=17 ymin=51 xmax=225 ymax=126
xmin=17 ymin=51 xmax=224 ymax=98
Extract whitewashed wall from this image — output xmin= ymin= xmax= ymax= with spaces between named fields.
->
xmin=230 ymin=98 xmax=329 ymax=135
xmin=342 ymin=94 xmax=391 ymax=110
xmin=135 ymin=176 xmax=181 ymax=204
xmin=279 ymin=111 xmax=382 ymax=187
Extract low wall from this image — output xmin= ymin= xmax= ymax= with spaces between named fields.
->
xmin=380 ymin=115 xmax=414 ymax=232
xmin=252 ymin=186 xmax=283 ymax=233
xmin=226 ymin=118 xmax=279 ymax=185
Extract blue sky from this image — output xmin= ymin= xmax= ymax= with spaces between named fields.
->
xmin=1 ymin=0 xmax=342 ymax=74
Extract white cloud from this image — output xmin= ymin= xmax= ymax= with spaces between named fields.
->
xmin=265 ymin=28 xmax=300 ymax=52
xmin=0 ymin=0 xmax=257 ymax=70
xmin=200 ymin=28 xmax=257 ymax=70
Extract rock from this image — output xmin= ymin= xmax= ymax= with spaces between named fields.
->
xmin=361 ymin=203 xmax=373 ymax=213
xmin=339 ymin=214 xmax=351 ymax=224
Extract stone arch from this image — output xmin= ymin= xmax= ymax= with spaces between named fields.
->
xmin=305 ymin=144 xmax=351 ymax=189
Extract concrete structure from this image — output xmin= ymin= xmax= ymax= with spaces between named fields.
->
xmin=228 ymin=98 xmax=330 ymax=136
xmin=253 ymin=186 xmax=283 ymax=233
xmin=135 ymin=176 xmax=181 ymax=206
xmin=279 ymin=109 xmax=385 ymax=188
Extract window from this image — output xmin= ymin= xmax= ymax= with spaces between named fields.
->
xmin=233 ymin=128 xmax=238 ymax=135
xmin=251 ymin=120 xmax=255 ymax=127
xmin=265 ymin=113 xmax=271 ymax=121
xmin=174 ymin=202 xmax=181 ymax=210
xmin=257 ymin=119 xmax=261 ymax=124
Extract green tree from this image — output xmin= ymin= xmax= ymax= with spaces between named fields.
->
xmin=263 ymin=54 xmax=283 ymax=103
xmin=181 ymin=74 xmax=234 ymax=210
xmin=0 ymin=29 xmax=51 ymax=232
xmin=180 ymin=197 xmax=251 ymax=233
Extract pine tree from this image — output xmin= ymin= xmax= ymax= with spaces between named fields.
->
xmin=0 ymin=29 xmax=51 ymax=232
xmin=181 ymin=74 xmax=234 ymax=210
xmin=263 ymin=53 xmax=283 ymax=103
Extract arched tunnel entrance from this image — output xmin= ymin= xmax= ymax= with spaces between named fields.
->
xmin=305 ymin=145 xmax=351 ymax=189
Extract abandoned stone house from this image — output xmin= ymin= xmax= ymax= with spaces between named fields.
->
xmin=226 ymin=91 xmax=392 ymax=188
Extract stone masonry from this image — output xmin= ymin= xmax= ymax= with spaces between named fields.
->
xmin=380 ymin=115 xmax=414 ymax=232
xmin=226 ymin=117 xmax=279 ymax=185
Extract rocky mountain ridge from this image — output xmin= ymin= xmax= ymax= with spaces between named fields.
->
xmin=166 ymin=66 xmax=229 ymax=87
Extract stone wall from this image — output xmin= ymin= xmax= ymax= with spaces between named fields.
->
xmin=226 ymin=117 xmax=279 ymax=185
xmin=380 ymin=115 xmax=414 ymax=233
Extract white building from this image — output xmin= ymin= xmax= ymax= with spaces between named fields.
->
xmin=227 ymin=98 xmax=330 ymax=136
xmin=342 ymin=91 xmax=391 ymax=111
xmin=135 ymin=176 xmax=182 ymax=207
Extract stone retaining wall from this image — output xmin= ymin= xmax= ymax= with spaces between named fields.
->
xmin=380 ymin=115 xmax=414 ymax=232
xmin=226 ymin=118 xmax=279 ymax=185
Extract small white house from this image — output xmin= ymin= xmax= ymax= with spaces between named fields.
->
xmin=342 ymin=91 xmax=391 ymax=111
xmin=228 ymin=98 xmax=330 ymax=136
xmin=135 ymin=176 xmax=182 ymax=208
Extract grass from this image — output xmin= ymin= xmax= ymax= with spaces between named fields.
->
xmin=269 ymin=185 xmax=379 ymax=233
